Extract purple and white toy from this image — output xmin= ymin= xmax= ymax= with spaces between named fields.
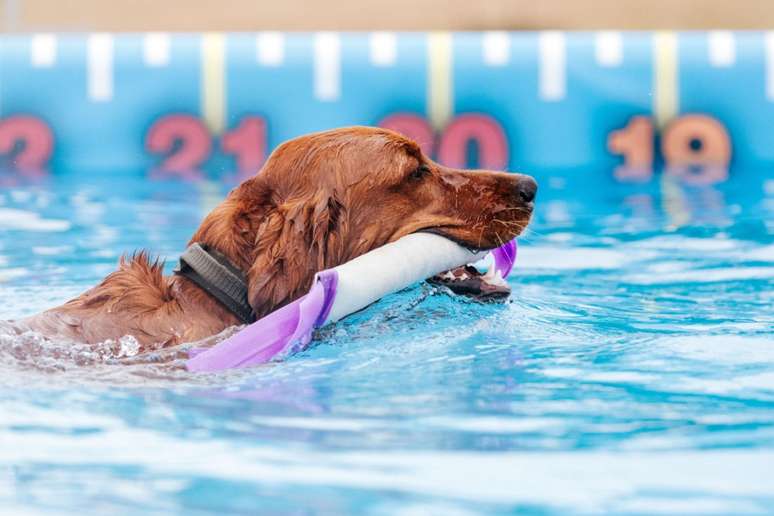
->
xmin=187 ymin=233 xmax=517 ymax=372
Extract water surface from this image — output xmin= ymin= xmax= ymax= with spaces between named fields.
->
xmin=1 ymin=171 xmax=773 ymax=514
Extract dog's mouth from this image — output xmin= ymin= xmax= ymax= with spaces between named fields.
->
xmin=415 ymin=228 xmax=512 ymax=302
xmin=427 ymin=263 xmax=511 ymax=301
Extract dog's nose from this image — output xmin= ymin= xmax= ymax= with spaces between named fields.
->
xmin=517 ymin=176 xmax=538 ymax=204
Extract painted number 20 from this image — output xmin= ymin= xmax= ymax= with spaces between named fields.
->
xmin=379 ymin=113 xmax=509 ymax=170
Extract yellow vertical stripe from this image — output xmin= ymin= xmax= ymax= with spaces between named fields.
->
xmin=653 ymin=31 xmax=678 ymax=130
xmin=427 ymin=32 xmax=453 ymax=131
xmin=654 ymin=32 xmax=689 ymax=229
xmin=201 ymin=32 xmax=226 ymax=134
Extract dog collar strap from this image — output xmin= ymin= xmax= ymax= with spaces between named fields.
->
xmin=186 ymin=236 xmax=517 ymax=372
xmin=174 ymin=243 xmax=255 ymax=324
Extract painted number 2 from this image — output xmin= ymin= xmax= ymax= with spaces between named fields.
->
xmin=0 ymin=115 xmax=54 ymax=174
xmin=609 ymin=114 xmax=732 ymax=185
xmin=146 ymin=115 xmax=211 ymax=179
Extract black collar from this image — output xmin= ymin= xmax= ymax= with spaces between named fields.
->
xmin=173 ymin=243 xmax=256 ymax=324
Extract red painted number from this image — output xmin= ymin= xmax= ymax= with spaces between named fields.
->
xmin=609 ymin=114 xmax=732 ymax=184
xmin=607 ymin=116 xmax=654 ymax=182
xmin=662 ymin=114 xmax=731 ymax=185
xmin=378 ymin=113 xmax=436 ymax=156
xmin=221 ymin=116 xmax=267 ymax=180
xmin=0 ymin=115 xmax=54 ymax=173
xmin=379 ymin=113 xmax=508 ymax=170
xmin=146 ymin=115 xmax=212 ymax=180
xmin=438 ymin=114 xmax=508 ymax=170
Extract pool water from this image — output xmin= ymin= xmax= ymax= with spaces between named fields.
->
xmin=1 ymin=170 xmax=773 ymax=514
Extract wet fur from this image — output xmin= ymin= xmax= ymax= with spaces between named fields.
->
xmin=18 ymin=127 xmax=535 ymax=352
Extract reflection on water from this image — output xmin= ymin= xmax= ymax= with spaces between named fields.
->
xmin=0 ymin=170 xmax=773 ymax=514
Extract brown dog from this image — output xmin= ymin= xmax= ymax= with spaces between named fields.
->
xmin=18 ymin=127 xmax=536 ymax=352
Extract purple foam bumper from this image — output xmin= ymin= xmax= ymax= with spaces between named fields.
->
xmin=186 ymin=270 xmax=338 ymax=372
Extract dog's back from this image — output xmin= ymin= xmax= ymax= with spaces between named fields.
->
xmin=21 ymin=253 xmax=239 ymax=351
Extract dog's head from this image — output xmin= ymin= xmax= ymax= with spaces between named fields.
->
xmin=192 ymin=127 xmax=536 ymax=317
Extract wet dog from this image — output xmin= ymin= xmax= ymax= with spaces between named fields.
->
xmin=19 ymin=127 xmax=536 ymax=351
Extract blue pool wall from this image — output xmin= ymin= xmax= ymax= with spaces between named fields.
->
xmin=1 ymin=31 xmax=773 ymax=188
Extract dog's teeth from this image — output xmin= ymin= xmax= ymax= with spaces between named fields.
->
xmin=439 ymin=271 xmax=456 ymax=281
xmin=482 ymin=266 xmax=508 ymax=287
xmin=482 ymin=265 xmax=496 ymax=281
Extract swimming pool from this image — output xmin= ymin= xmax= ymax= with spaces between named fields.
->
xmin=0 ymin=169 xmax=773 ymax=514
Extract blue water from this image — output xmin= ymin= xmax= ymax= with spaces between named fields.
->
xmin=1 ymin=170 xmax=773 ymax=514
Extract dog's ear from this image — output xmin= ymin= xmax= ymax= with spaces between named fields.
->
xmin=309 ymin=192 xmax=345 ymax=270
xmin=246 ymin=191 xmax=345 ymax=317
xmin=188 ymin=176 xmax=271 ymax=272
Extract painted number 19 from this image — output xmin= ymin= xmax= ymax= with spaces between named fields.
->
xmin=609 ymin=114 xmax=732 ymax=185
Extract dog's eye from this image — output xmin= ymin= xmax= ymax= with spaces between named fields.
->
xmin=409 ymin=164 xmax=431 ymax=181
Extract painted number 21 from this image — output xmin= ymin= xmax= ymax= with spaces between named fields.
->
xmin=146 ymin=115 xmax=267 ymax=180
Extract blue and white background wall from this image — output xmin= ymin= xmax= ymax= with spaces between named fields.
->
xmin=0 ymin=31 xmax=773 ymax=198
